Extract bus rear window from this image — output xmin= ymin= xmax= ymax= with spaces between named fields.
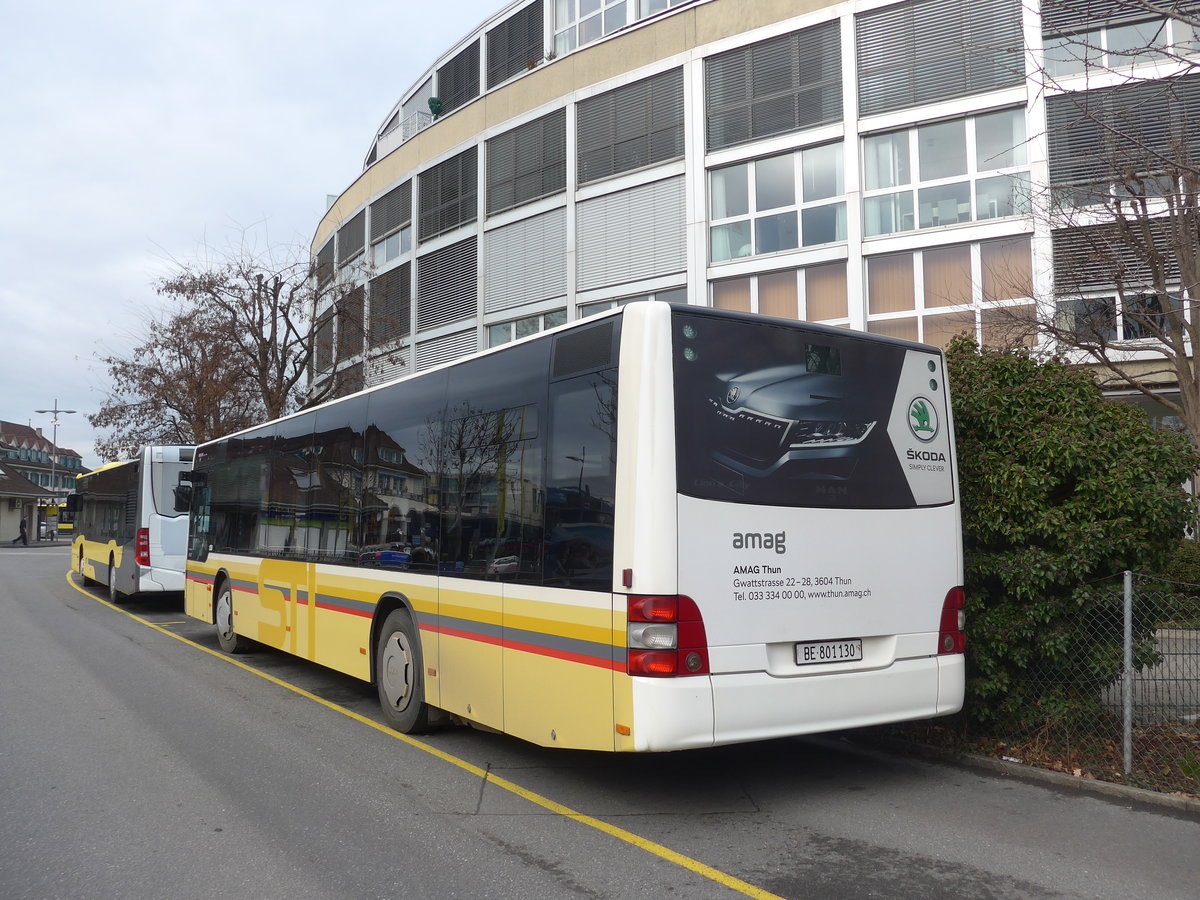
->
xmin=672 ymin=311 xmax=931 ymax=509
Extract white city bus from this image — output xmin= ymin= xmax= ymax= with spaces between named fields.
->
xmin=70 ymin=445 xmax=195 ymax=603
xmin=181 ymin=302 xmax=963 ymax=751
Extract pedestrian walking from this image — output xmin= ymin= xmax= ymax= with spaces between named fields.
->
xmin=11 ymin=518 xmax=28 ymax=546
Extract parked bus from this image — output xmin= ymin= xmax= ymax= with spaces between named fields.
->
xmin=70 ymin=445 xmax=195 ymax=603
xmin=180 ymin=302 xmax=964 ymax=751
xmin=54 ymin=502 xmax=74 ymax=537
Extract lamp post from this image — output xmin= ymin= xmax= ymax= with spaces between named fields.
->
xmin=34 ymin=400 xmax=77 ymax=505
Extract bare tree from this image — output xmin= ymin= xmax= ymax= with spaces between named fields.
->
xmin=89 ymin=237 xmax=367 ymax=461
xmin=155 ymin=243 xmax=367 ymax=418
xmin=89 ymin=304 xmax=265 ymax=460
xmin=1017 ymin=1 xmax=1200 ymax=444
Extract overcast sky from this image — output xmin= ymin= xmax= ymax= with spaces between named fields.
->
xmin=1 ymin=0 xmax=501 ymax=468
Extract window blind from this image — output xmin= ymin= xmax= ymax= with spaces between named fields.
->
xmin=416 ymin=237 xmax=478 ymax=331
xmin=705 ymin=22 xmax=841 ymax=152
xmin=487 ymin=108 xmax=566 ymax=215
xmin=487 ymin=0 xmax=543 ymax=89
xmin=856 ymin=0 xmax=1022 ymax=117
xmin=369 ymin=262 xmax=412 ymax=348
xmin=578 ymin=67 xmax=684 ymax=185
xmin=418 ymin=146 xmax=478 ymax=242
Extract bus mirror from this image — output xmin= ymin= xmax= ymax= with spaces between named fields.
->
xmin=64 ymin=493 xmax=79 ymax=513
xmin=178 ymin=470 xmax=206 ymax=485
xmin=173 ymin=484 xmax=193 ymax=513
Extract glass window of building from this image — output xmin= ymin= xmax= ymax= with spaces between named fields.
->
xmin=370 ymin=181 xmax=413 ymax=269
xmin=863 ymin=109 xmax=1029 ymax=237
xmin=710 ymin=262 xmax=848 ymax=323
xmin=555 ymin=0 xmax=629 ymax=56
xmin=866 ymin=236 xmax=1035 ymax=348
xmin=710 ymin=143 xmax=846 ymax=262
xmin=488 ymin=309 xmax=569 ymax=347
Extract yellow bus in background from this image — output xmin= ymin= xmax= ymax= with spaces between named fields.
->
xmin=69 ymin=446 xmax=195 ymax=603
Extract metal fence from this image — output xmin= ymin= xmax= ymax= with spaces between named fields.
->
xmin=989 ymin=571 xmax=1200 ymax=794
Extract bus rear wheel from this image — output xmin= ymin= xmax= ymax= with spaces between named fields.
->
xmin=108 ymin=560 xmax=125 ymax=605
xmin=376 ymin=609 xmax=430 ymax=733
xmin=79 ymin=551 xmax=95 ymax=587
xmin=215 ymin=581 xmax=249 ymax=654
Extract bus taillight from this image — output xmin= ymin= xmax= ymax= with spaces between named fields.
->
xmin=136 ymin=528 xmax=151 ymax=567
xmin=939 ymin=586 xmax=965 ymax=654
xmin=626 ymin=595 xmax=709 ymax=677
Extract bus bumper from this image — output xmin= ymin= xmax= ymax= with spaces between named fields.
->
xmin=138 ymin=566 xmax=186 ymax=593
xmin=630 ymin=654 xmax=964 ymax=751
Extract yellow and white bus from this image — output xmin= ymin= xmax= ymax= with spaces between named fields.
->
xmin=70 ymin=445 xmax=195 ymax=603
xmin=181 ymin=302 xmax=964 ymax=751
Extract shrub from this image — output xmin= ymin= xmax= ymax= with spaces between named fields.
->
xmin=946 ymin=338 xmax=1198 ymax=729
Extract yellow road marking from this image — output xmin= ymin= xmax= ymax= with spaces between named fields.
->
xmin=64 ymin=571 xmax=782 ymax=899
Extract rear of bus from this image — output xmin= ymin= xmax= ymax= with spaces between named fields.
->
xmin=614 ymin=303 xmax=964 ymax=751
xmin=134 ymin=445 xmax=194 ymax=593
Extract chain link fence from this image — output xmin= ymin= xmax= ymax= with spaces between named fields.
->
xmin=974 ymin=572 xmax=1199 ymax=794
xmin=895 ymin=571 xmax=1200 ymax=795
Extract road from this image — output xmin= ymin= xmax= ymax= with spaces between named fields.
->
xmin=2 ymin=546 xmax=1197 ymax=899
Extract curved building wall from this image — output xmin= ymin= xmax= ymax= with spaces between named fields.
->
xmin=310 ymin=0 xmax=1198 ymax=394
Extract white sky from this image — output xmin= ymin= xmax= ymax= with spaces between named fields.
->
xmin=0 ymin=0 xmax=502 ymax=468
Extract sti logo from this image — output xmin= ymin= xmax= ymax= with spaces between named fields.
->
xmin=908 ymin=397 xmax=939 ymax=443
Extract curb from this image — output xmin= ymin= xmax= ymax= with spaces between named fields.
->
xmin=858 ymin=734 xmax=1200 ymax=817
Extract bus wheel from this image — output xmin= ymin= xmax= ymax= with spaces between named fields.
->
xmin=79 ymin=552 xmax=95 ymax=587
xmin=376 ymin=609 xmax=430 ymax=733
xmin=215 ymin=581 xmax=249 ymax=654
xmin=107 ymin=561 xmax=125 ymax=605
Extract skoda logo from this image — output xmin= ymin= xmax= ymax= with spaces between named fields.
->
xmin=907 ymin=396 xmax=939 ymax=442
xmin=726 ymin=386 xmax=741 ymax=405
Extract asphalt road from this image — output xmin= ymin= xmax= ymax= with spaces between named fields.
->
xmin=2 ymin=546 xmax=1197 ymax=900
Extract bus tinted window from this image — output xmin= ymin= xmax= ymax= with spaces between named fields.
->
xmin=313 ymin=395 xmax=368 ymax=565
xmin=362 ymin=369 xmax=449 ymax=572
xmin=440 ymin=338 xmax=549 ymax=580
xmin=544 ymin=369 xmax=617 ymax=589
xmin=79 ymin=461 xmax=139 ymax=542
xmin=673 ymin=310 xmax=922 ymax=509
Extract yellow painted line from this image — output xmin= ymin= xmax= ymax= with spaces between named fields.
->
xmin=64 ymin=571 xmax=781 ymax=899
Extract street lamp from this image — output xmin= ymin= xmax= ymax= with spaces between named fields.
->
xmin=34 ymin=399 xmax=77 ymax=504
xmin=566 ymin=446 xmax=586 ymax=496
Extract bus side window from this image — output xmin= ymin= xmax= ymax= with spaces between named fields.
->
xmin=544 ymin=369 xmax=617 ymax=591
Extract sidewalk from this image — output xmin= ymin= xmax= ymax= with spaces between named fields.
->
xmin=1 ymin=539 xmax=70 ymax=549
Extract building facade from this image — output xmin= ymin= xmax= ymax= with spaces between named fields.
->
xmin=309 ymin=0 xmax=1199 ymax=395
xmin=0 ymin=420 xmax=86 ymax=499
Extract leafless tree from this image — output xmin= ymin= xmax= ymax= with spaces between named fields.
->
xmin=89 ymin=304 xmax=265 ymax=460
xmin=1011 ymin=1 xmax=1200 ymax=444
xmin=88 ymin=237 xmax=367 ymax=461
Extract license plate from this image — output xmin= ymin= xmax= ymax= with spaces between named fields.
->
xmin=795 ymin=638 xmax=863 ymax=666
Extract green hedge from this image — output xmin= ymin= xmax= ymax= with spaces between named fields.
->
xmin=947 ymin=339 xmax=1198 ymax=729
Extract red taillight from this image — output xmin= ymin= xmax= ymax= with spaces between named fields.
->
xmin=626 ymin=595 xmax=709 ymax=677
xmin=939 ymin=586 xmax=965 ymax=654
xmin=136 ymin=528 xmax=151 ymax=567
xmin=628 ymin=594 xmax=677 ymax=622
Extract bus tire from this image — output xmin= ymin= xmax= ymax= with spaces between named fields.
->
xmin=79 ymin=551 xmax=95 ymax=587
xmin=108 ymin=559 xmax=125 ymax=605
xmin=215 ymin=580 xmax=249 ymax=654
xmin=376 ymin=609 xmax=430 ymax=734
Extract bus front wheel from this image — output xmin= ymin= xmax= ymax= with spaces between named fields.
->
xmin=215 ymin=581 xmax=249 ymax=654
xmin=376 ymin=609 xmax=430 ymax=734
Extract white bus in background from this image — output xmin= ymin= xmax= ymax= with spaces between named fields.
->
xmin=182 ymin=302 xmax=964 ymax=751
xmin=69 ymin=445 xmax=195 ymax=603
